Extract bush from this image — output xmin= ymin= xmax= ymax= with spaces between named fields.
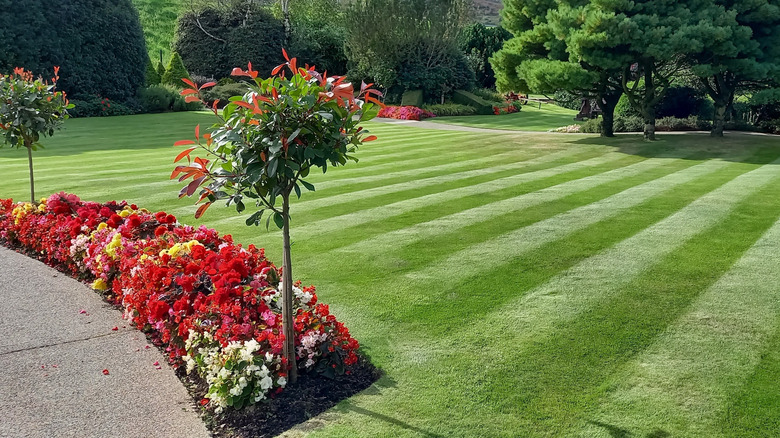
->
xmin=174 ymin=6 xmax=285 ymax=80
xmin=579 ymin=118 xmax=602 ymax=133
xmin=422 ymin=103 xmax=477 ymax=116
xmin=161 ymin=52 xmax=191 ymax=86
xmin=401 ymin=89 xmax=424 ymax=107
xmin=553 ymin=90 xmax=582 ymax=111
xmin=378 ymin=106 xmax=436 ymax=120
xmin=471 ymin=88 xmax=503 ymax=103
xmin=581 ymin=115 xmax=710 ymax=133
xmin=139 ymin=85 xmax=202 ymax=113
xmin=69 ymin=95 xmax=137 ymax=118
xmin=0 ymin=0 xmax=147 ymax=103
xmin=200 ymin=83 xmax=249 ymax=108
xmin=395 ymin=42 xmax=475 ymax=103
xmin=452 ymin=89 xmax=494 ymax=115
xmin=138 ymin=85 xmax=175 ymax=113
xmin=145 ymin=57 xmax=161 ymax=86
xmin=615 ymin=86 xmax=713 ymax=119
xmin=614 ymin=116 xmax=645 ymax=132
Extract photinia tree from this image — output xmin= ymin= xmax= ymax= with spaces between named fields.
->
xmin=0 ymin=67 xmax=72 ymax=203
xmin=172 ymin=50 xmax=382 ymax=383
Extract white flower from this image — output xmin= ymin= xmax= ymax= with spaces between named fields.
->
xmin=277 ymin=376 xmax=287 ymax=387
xmin=259 ymin=376 xmax=273 ymax=390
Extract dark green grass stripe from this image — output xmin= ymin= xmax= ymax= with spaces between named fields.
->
xmin=719 ymin=324 xmax=780 ymax=437
xmin=471 ymin=168 xmax=780 ymax=436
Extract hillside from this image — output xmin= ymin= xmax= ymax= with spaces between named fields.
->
xmin=132 ymin=0 xmax=184 ymax=66
xmin=475 ymin=0 xmax=503 ymax=26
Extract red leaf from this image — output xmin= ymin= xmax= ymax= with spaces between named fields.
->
xmin=181 ymin=78 xmax=197 ymax=89
xmin=363 ymin=135 xmax=378 ymax=142
xmin=195 ymin=124 xmax=200 ymax=141
xmin=199 ymin=82 xmax=216 ymax=90
xmin=282 ymin=48 xmax=290 ymax=61
xmin=231 ymin=67 xmax=249 ymax=77
xmin=185 ymin=95 xmax=201 ymax=103
xmin=180 ymin=88 xmax=198 ymax=96
xmin=174 ymin=140 xmax=196 ymax=147
xmin=174 ymin=147 xmax=197 ymax=163
xmin=195 ymin=202 xmax=212 ymax=219
xmin=272 ymin=64 xmax=283 ymax=76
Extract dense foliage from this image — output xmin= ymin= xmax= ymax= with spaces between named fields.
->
xmin=174 ymin=5 xmax=285 ymax=79
xmin=346 ymin=0 xmax=473 ymax=102
xmin=161 ymin=52 xmax=192 ymax=86
xmin=459 ymin=23 xmax=512 ymax=89
xmin=0 ymin=0 xmax=147 ymax=103
xmin=0 ymin=193 xmax=360 ymax=412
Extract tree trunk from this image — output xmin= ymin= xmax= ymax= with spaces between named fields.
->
xmin=642 ymin=66 xmax=656 ymax=141
xmin=711 ymin=100 xmax=727 ymax=137
xmin=599 ymin=92 xmax=621 ymax=138
xmin=643 ymin=116 xmax=656 ymax=141
xmin=26 ymin=144 xmax=35 ymax=203
xmin=281 ymin=0 xmax=291 ymax=40
xmin=281 ymin=192 xmax=298 ymax=383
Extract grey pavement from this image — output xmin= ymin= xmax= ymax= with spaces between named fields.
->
xmin=0 ymin=246 xmax=210 ymax=438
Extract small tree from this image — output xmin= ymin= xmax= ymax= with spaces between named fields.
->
xmin=162 ymin=52 xmax=192 ymax=86
xmin=172 ymin=50 xmax=382 ymax=383
xmin=0 ymin=67 xmax=71 ymax=203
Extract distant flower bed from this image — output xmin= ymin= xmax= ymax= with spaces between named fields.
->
xmin=0 ymin=193 xmax=359 ymax=412
xmin=550 ymin=124 xmax=582 ymax=133
xmin=378 ymin=105 xmax=436 ymax=120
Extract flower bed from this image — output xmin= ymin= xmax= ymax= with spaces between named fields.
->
xmin=0 ymin=192 xmax=360 ymax=412
xmin=377 ymin=105 xmax=436 ymax=120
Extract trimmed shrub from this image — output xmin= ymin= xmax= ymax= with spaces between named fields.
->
xmin=0 ymin=0 xmax=147 ymax=103
xmin=139 ymin=85 xmax=175 ymax=113
xmin=581 ymin=115 xmax=710 ymax=133
xmin=174 ymin=6 xmax=285 ymax=79
xmin=156 ymin=62 xmax=166 ymax=79
xmin=452 ymin=89 xmax=494 ymax=115
xmin=68 ymin=96 xmax=137 ymax=118
xmin=471 ymin=88 xmax=503 ymax=103
xmin=422 ymin=103 xmax=477 ymax=116
xmin=145 ymin=57 xmax=161 ymax=86
xmin=401 ymin=89 xmax=424 ymax=107
xmin=161 ymin=52 xmax=191 ymax=86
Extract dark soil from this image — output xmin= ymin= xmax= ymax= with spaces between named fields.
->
xmin=177 ymin=359 xmax=381 ymax=438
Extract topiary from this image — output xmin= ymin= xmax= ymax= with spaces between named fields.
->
xmin=161 ymin=52 xmax=191 ymax=87
xmin=0 ymin=0 xmax=147 ymax=103
xmin=145 ymin=57 xmax=161 ymax=86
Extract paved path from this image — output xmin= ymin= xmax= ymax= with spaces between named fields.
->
xmin=0 ymin=246 xmax=210 ymax=438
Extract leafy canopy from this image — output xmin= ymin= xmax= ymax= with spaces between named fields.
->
xmin=0 ymin=67 xmax=71 ymax=150
xmin=172 ymin=50 xmax=383 ymax=225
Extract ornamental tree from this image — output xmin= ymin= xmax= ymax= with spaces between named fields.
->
xmin=172 ymin=50 xmax=382 ymax=383
xmin=0 ymin=67 xmax=71 ymax=203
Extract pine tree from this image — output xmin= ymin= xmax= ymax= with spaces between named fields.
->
xmin=145 ymin=57 xmax=161 ymax=86
xmin=161 ymin=52 xmax=191 ymax=86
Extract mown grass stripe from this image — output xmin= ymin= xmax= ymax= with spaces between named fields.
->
xmin=572 ymin=207 xmax=780 ymax=437
xmin=337 ymin=150 xmax=703 ymax=258
xmin=263 ymin=153 xmax=632 ymax=238
xmin=207 ymin=147 xmax=612 ymax=227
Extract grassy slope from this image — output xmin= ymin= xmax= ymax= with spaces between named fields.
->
xmin=132 ymin=0 xmax=184 ymax=65
xmin=2 ymin=113 xmax=780 ymax=437
xmin=429 ymin=102 xmax=580 ymax=131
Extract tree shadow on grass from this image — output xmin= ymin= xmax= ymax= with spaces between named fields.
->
xmin=568 ymin=132 xmax=780 ymax=164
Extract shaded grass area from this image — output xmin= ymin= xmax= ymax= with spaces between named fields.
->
xmin=428 ymin=102 xmax=580 ymax=132
xmin=132 ymin=0 xmax=184 ymax=64
xmin=2 ymin=113 xmax=780 ymax=437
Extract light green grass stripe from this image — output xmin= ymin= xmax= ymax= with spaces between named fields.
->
xmin=207 ymin=147 xmax=605 ymax=226
xmin=470 ymin=156 xmax=780 ymax=347
xmin=403 ymin=154 xmax=745 ymax=284
xmin=570 ymin=215 xmax=780 ymax=438
xmin=254 ymin=152 xmax=628 ymax=237
xmin=338 ymin=151 xmax=701 ymax=257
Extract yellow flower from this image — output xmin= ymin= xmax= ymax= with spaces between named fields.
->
xmin=97 ymin=223 xmax=108 ymax=231
xmin=92 ymin=278 xmax=108 ymax=291
xmin=119 ymin=210 xmax=131 ymax=218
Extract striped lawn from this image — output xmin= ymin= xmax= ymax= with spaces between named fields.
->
xmin=2 ymin=112 xmax=780 ymax=437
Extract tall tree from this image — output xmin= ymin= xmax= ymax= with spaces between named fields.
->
xmin=492 ymin=0 xmax=624 ymax=137
xmin=688 ymin=0 xmax=780 ymax=136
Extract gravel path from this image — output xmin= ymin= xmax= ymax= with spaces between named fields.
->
xmin=0 ymin=246 xmax=210 ymax=438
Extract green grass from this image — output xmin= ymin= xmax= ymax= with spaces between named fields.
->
xmin=2 ymin=112 xmax=780 ymax=437
xmin=428 ymin=101 xmax=580 ymax=132
xmin=132 ymin=0 xmax=184 ymax=65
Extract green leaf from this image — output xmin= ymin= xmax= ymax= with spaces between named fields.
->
xmin=268 ymin=158 xmax=278 ymax=177
xmin=273 ymin=212 xmax=285 ymax=229
xmin=293 ymin=183 xmax=302 ymax=199
xmin=300 ymin=179 xmax=315 ymax=192
xmin=245 ymin=210 xmax=264 ymax=226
